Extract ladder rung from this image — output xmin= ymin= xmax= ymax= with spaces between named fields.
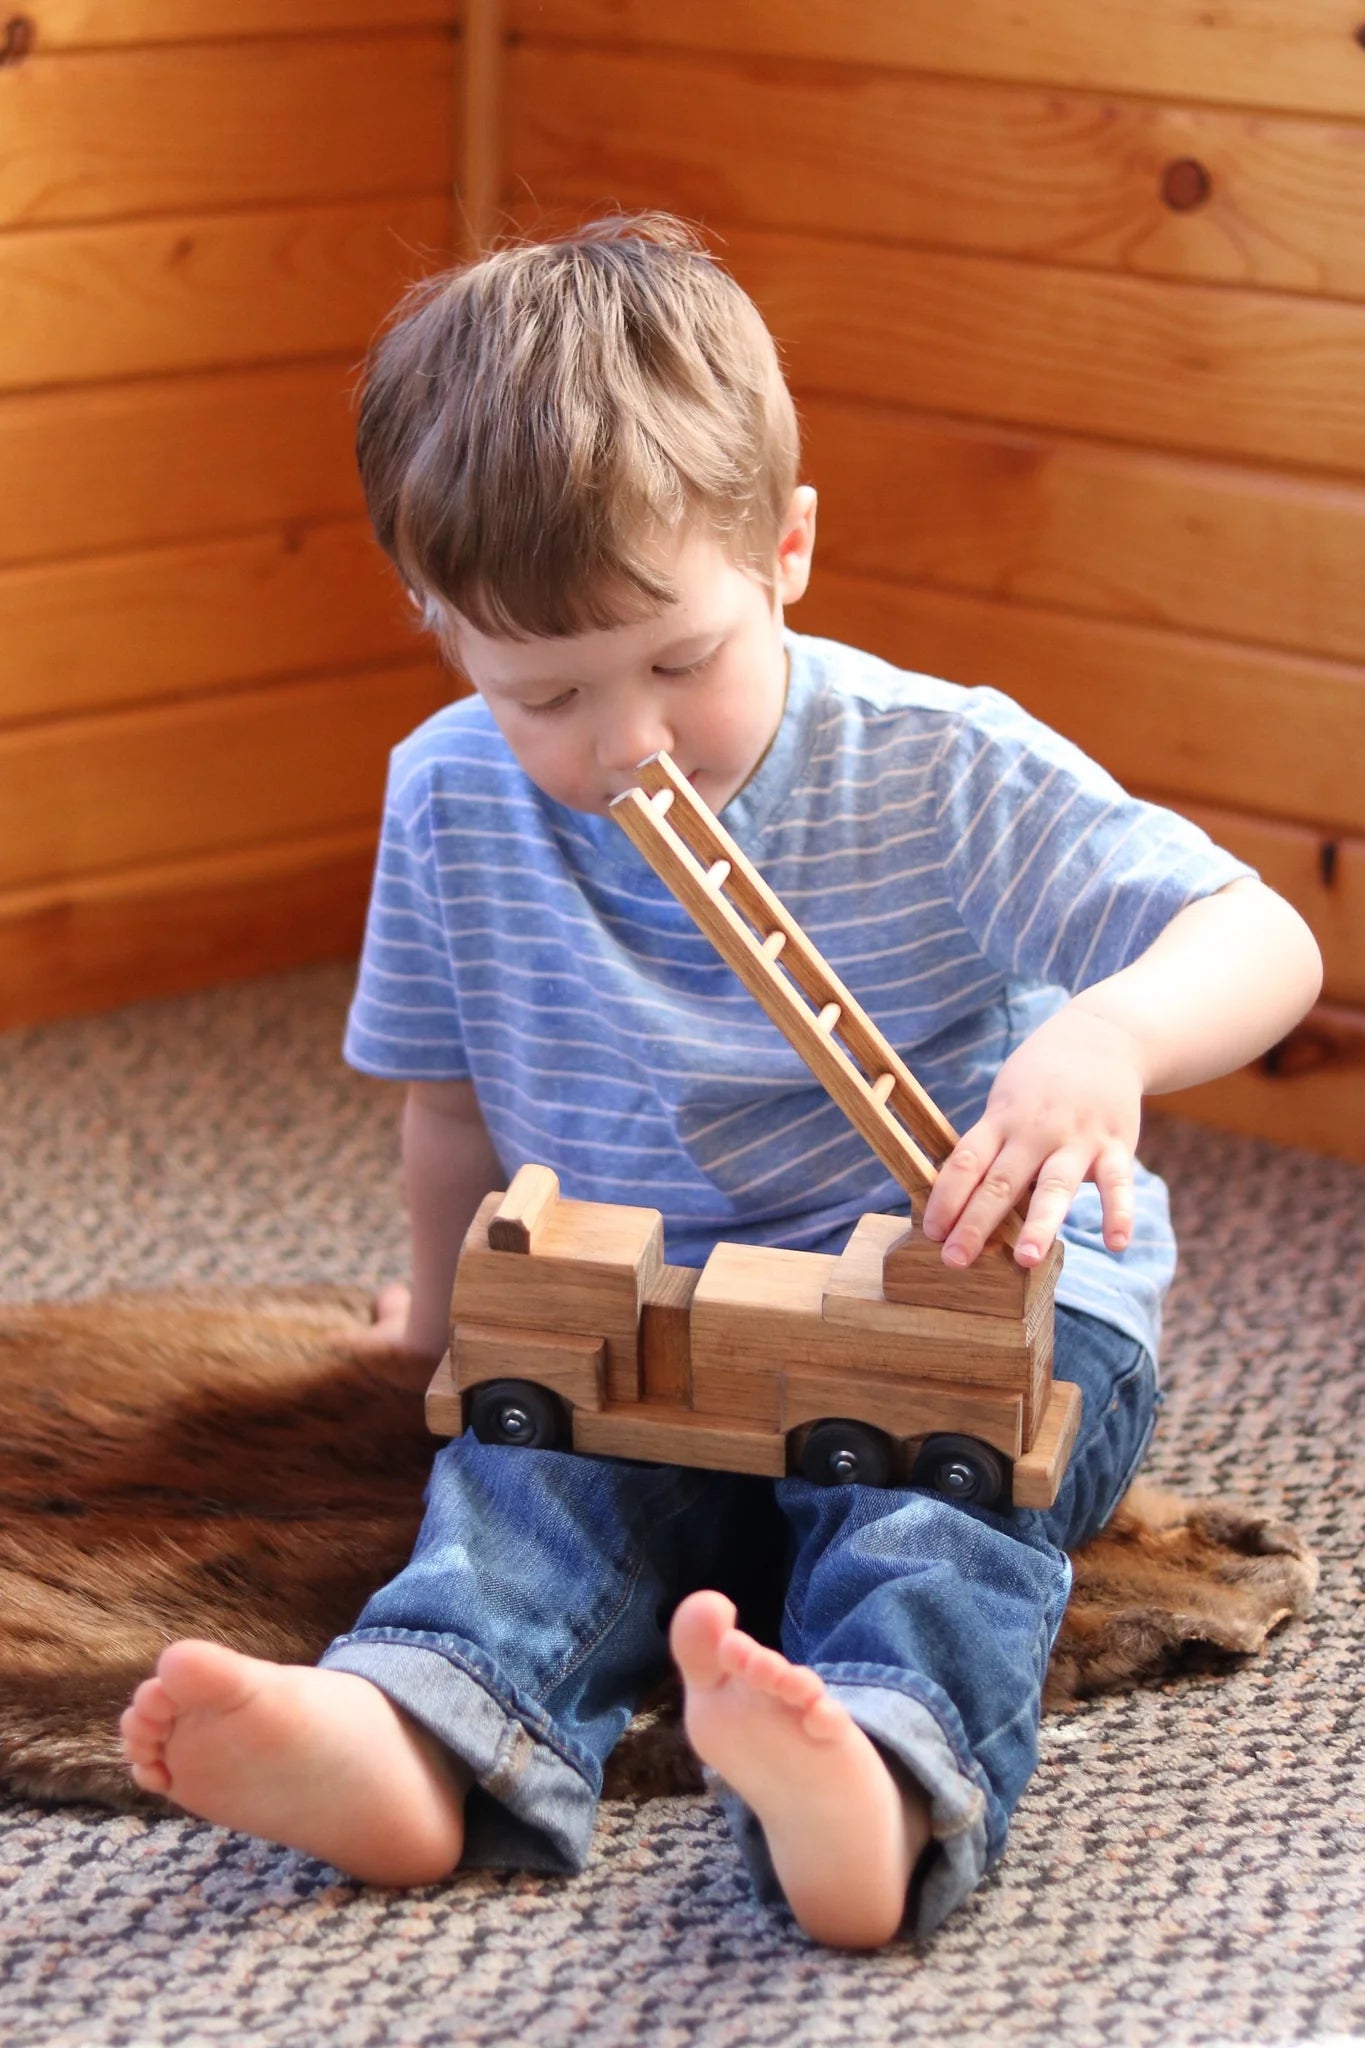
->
xmin=703 ymin=858 xmax=732 ymax=895
xmin=871 ymin=1071 xmax=896 ymax=1106
xmin=761 ymin=929 xmax=787 ymax=961
xmin=648 ymin=787 xmax=675 ymax=817
xmin=815 ymin=1002 xmax=841 ymax=1035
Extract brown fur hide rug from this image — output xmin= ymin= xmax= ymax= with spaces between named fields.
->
xmin=0 ymin=1288 xmax=1319 ymax=1812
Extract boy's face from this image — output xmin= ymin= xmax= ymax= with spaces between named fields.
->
xmin=435 ymin=489 xmax=816 ymax=818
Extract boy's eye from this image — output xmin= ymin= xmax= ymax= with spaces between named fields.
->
xmin=653 ymin=646 xmax=719 ymax=679
xmin=523 ymin=690 xmax=577 ymax=717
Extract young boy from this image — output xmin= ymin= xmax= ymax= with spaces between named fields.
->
xmin=121 ymin=215 xmax=1322 ymax=1949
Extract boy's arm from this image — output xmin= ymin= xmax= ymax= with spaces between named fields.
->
xmin=388 ymin=1079 xmax=505 ymax=1360
xmin=921 ymin=878 xmax=1323 ymax=1269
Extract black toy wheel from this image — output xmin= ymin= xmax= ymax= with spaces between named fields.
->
xmin=468 ymin=1379 xmax=567 ymax=1451
xmin=797 ymin=1419 xmax=894 ymax=1488
xmin=910 ymin=1433 xmax=1008 ymax=1509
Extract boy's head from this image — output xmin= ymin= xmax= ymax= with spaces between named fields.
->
xmin=357 ymin=214 xmax=815 ymax=815
xmin=358 ymin=212 xmax=801 ymax=640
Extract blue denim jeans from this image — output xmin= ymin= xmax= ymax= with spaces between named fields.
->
xmin=320 ymin=1306 xmax=1158 ymax=1937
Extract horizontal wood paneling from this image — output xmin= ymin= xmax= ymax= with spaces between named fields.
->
xmin=799 ymin=570 xmax=1365 ymax=834
xmin=802 ymin=399 xmax=1365 ymax=669
xmin=719 ymin=227 xmax=1365 ymax=479
xmin=1 ymin=34 xmax=456 ymax=228
xmin=28 ymin=2 xmax=459 ymax=49
xmin=0 ymin=11 xmax=460 ymax=1026
xmin=1169 ymin=803 xmax=1365 ymax=1010
xmin=0 ymin=194 xmax=451 ymax=394
xmin=1160 ymin=1003 xmax=1365 ymax=1162
xmin=509 ymin=43 xmax=1365 ymax=299
xmin=0 ymin=520 xmax=414 ymax=724
xmin=0 ymin=362 xmax=364 ymax=567
xmin=0 ymin=662 xmax=450 ymax=891
xmin=0 ymin=828 xmax=380 ymax=1031
xmin=511 ymin=2 xmax=1365 ymax=120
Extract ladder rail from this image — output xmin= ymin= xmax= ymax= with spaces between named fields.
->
xmin=611 ymin=754 xmax=1022 ymax=1246
xmin=630 ymin=752 xmax=964 ymax=1178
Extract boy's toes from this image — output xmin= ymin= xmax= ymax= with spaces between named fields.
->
xmin=128 ymin=1757 xmax=173 ymax=1795
xmin=119 ymin=1710 xmax=162 ymax=1766
xmin=126 ymin=1675 xmax=177 ymax=1732
xmin=801 ymin=1692 xmax=850 ymax=1743
xmin=669 ymin=1590 xmax=738 ymax=1688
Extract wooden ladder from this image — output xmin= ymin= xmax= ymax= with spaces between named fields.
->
xmin=611 ymin=751 xmax=1020 ymax=1245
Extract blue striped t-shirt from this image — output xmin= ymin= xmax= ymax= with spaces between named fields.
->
xmin=345 ymin=630 xmax=1252 ymax=1358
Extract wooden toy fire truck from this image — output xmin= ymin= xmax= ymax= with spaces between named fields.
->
xmin=426 ymin=752 xmax=1080 ymax=1510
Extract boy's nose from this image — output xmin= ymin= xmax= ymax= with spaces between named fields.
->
xmin=597 ymin=708 xmax=676 ymax=778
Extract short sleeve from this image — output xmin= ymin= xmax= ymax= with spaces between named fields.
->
xmin=932 ymin=689 xmax=1255 ymax=992
xmin=343 ymin=753 xmax=469 ymax=1081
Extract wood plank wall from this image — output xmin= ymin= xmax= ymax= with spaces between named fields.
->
xmin=0 ymin=2 xmax=462 ymax=1027
xmin=502 ymin=0 xmax=1365 ymax=1161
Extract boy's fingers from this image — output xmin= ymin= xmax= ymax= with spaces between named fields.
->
xmin=1093 ymin=1140 xmax=1136 ymax=1252
xmin=921 ymin=1121 xmax=1002 ymax=1243
xmin=938 ymin=1139 xmax=1044 ymax=1267
xmin=1014 ymin=1154 xmax=1087 ymax=1265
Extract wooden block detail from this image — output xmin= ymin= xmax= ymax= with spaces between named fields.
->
xmin=693 ymin=1241 xmax=837 ymax=1318
xmin=689 ymin=1243 xmax=833 ymax=1420
xmin=878 ymin=1214 xmax=1063 ymax=1321
xmin=571 ymin=1405 xmax=787 ymax=1478
xmin=641 ymin=1263 xmax=699 ymax=1405
xmin=425 ymin=1352 xmax=462 ymax=1437
xmin=781 ymin=1372 xmax=1024 ymax=1460
xmin=1026 ymin=1313 xmax=1055 ymax=1445
xmin=1011 ymin=1379 xmax=1083 ymax=1510
xmin=689 ymin=1361 xmax=785 ymax=1428
xmin=487 ymin=1165 xmax=560 ymax=1252
xmin=452 ymin=1324 xmax=605 ymax=1406
xmin=451 ymin=1189 xmax=663 ymax=1403
xmin=690 ymin=1239 xmax=1038 ymax=1394
xmin=825 ymin=1215 xmax=1028 ymax=1351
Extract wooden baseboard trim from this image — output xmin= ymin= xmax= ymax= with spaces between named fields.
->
xmin=1159 ymin=1003 xmax=1365 ymax=1163
xmin=0 ymin=829 xmax=377 ymax=1031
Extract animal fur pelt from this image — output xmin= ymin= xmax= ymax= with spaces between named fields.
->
xmin=0 ymin=1288 xmax=1318 ymax=1812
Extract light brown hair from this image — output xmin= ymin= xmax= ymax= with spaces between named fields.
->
xmin=356 ymin=214 xmax=800 ymax=640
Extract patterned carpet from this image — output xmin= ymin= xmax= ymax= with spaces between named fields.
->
xmin=1 ymin=962 xmax=1362 ymax=2048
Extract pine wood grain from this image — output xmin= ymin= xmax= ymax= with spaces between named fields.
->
xmin=1160 ymin=1003 xmax=1365 ymax=1163
xmin=0 ymin=34 xmax=455 ymax=228
xmin=0 ymin=363 xmax=366 ymax=569
xmin=511 ymin=0 xmax=1365 ymax=120
xmin=0 ymin=826 xmax=379 ymax=1031
xmin=801 ymin=396 xmax=1365 ymax=672
xmin=0 ymin=661 xmax=449 ymax=892
xmin=717 ymin=226 xmax=1365 ymax=481
xmin=0 ymin=519 xmax=416 ymax=724
xmin=509 ymin=42 xmax=1365 ymax=299
xmin=29 ymin=2 xmax=460 ymax=48
xmin=0 ymin=194 xmax=452 ymax=393
xmin=798 ymin=569 xmax=1365 ymax=836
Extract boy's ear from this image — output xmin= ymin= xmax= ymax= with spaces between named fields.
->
xmin=775 ymin=485 xmax=817 ymax=605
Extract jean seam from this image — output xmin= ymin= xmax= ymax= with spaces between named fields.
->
xmin=330 ymin=1627 xmax=602 ymax=1789
xmin=819 ymin=1669 xmax=1002 ymax=1856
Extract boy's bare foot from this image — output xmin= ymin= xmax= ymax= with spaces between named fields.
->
xmin=670 ymin=1590 xmax=933 ymax=1949
xmin=120 ymin=1640 xmax=468 ymax=1886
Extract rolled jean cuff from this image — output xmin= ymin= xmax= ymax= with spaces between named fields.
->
xmin=318 ymin=1630 xmax=599 ymax=1875
xmin=713 ymin=1675 xmax=991 ymax=1941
